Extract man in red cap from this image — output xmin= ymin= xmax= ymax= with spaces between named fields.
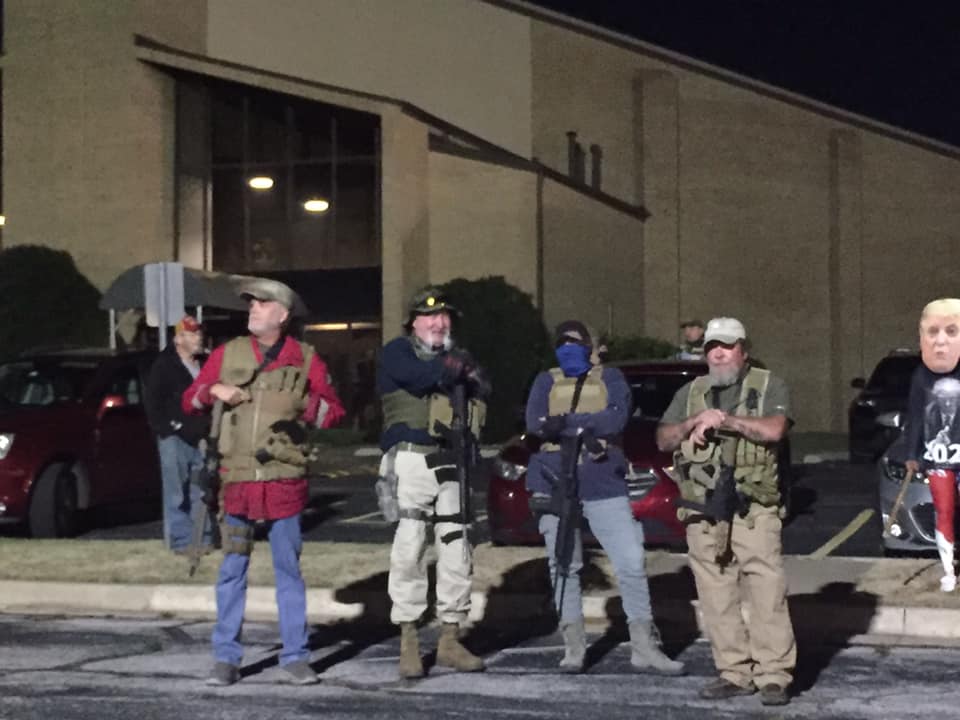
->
xmin=145 ymin=315 xmax=211 ymax=553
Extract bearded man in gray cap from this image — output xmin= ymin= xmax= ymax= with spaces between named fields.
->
xmin=657 ymin=317 xmax=795 ymax=706
xmin=182 ymin=278 xmax=345 ymax=687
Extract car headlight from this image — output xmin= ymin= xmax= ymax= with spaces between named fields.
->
xmin=0 ymin=433 xmax=14 ymax=459
xmin=492 ymin=456 xmax=526 ymax=482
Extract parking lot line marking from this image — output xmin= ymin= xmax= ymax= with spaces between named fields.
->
xmin=342 ymin=510 xmax=385 ymax=524
xmin=807 ymin=508 xmax=875 ymax=559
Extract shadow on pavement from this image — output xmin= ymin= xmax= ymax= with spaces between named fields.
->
xmin=467 ymin=555 xmax=558 ymax=657
xmin=582 ymin=565 xmax=699 ymax=671
xmin=790 ymin=582 xmax=879 ymax=695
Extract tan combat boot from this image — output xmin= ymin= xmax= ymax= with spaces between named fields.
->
xmin=436 ymin=622 xmax=485 ymax=672
xmin=628 ymin=620 xmax=685 ymax=676
xmin=398 ymin=622 xmax=425 ymax=679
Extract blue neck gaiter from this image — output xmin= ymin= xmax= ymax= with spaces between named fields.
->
xmin=556 ymin=344 xmax=592 ymax=377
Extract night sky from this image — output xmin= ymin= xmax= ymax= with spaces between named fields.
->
xmin=525 ymin=1 xmax=960 ymax=148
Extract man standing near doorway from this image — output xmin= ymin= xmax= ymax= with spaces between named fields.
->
xmin=183 ymin=278 xmax=344 ymax=686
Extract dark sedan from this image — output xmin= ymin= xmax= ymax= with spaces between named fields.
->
xmin=849 ymin=351 xmax=920 ymax=463
xmin=0 ymin=348 xmax=159 ymax=537
xmin=487 ymin=360 xmax=709 ymax=547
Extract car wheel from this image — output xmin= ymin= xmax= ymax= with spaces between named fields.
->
xmin=28 ymin=465 xmax=81 ymax=538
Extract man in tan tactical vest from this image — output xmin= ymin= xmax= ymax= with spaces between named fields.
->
xmin=377 ymin=287 xmax=489 ymax=679
xmin=656 ymin=317 xmax=795 ymax=706
xmin=525 ymin=320 xmax=684 ymax=675
xmin=182 ymin=278 xmax=344 ymax=686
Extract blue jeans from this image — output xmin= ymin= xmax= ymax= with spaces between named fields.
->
xmin=539 ymin=494 xmax=652 ymax=624
xmin=157 ymin=435 xmax=208 ymax=551
xmin=212 ymin=513 xmax=309 ymax=668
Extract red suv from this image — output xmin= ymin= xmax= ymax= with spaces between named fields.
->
xmin=487 ymin=360 xmax=708 ymax=547
xmin=0 ymin=349 xmax=160 ymax=537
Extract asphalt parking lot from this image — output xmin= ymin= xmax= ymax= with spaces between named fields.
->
xmin=27 ymin=457 xmax=895 ymax=559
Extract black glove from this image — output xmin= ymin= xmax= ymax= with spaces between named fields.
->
xmin=539 ymin=414 xmax=567 ymax=441
xmin=269 ymin=419 xmax=306 ymax=445
xmin=582 ymin=431 xmax=607 ymax=462
xmin=466 ymin=367 xmax=492 ymax=400
xmin=441 ymin=350 xmax=470 ymax=384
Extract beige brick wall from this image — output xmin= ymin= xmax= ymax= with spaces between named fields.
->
xmin=380 ymin=109 xmax=431 ymax=336
xmin=529 ymin=18 xmax=960 ymax=431
xmin=541 ymin=178 xmax=644 ymax=339
xmin=206 ymin=0 xmax=534 ymax=156
xmin=426 ymin=152 xmax=538 ymax=299
xmin=2 ymin=0 xmax=206 ymax=290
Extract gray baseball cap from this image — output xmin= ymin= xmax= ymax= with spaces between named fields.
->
xmin=237 ymin=278 xmax=307 ymax=316
xmin=704 ymin=317 xmax=746 ymax=345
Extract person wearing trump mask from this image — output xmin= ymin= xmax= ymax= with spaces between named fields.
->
xmin=904 ymin=299 xmax=960 ymax=592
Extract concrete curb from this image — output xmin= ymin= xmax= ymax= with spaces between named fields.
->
xmin=3 ymin=579 xmax=960 ymax=641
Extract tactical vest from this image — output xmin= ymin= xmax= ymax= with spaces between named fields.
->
xmin=674 ymin=367 xmax=780 ymax=514
xmin=380 ymin=337 xmax=486 ymax=442
xmin=217 ymin=337 xmax=314 ymax=484
xmin=541 ymin=366 xmax=608 ymax=452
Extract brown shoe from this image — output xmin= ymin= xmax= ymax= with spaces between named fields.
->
xmin=759 ymin=683 xmax=790 ymax=706
xmin=398 ymin=622 xmax=425 ymax=679
xmin=699 ymin=677 xmax=756 ymax=699
xmin=436 ymin=623 xmax=485 ymax=672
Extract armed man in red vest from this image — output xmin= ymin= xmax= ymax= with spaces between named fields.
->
xmin=182 ymin=278 xmax=344 ymax=687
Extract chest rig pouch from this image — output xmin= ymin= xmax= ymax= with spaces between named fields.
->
xmin=674 ymin=367 xmax=780 ymax=514
xmin=217 ymin=337 xmax=314 ymax=483
xmin=541 ymin=366 xmax=610 ymax=453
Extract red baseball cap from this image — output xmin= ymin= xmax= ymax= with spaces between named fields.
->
xmin=175 ymin=315 xmax=201 ymax=335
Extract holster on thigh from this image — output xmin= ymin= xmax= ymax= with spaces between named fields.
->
xmin=222 ymin=522 xmax=255 ymax=556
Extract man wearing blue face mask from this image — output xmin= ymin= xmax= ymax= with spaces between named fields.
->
xmin=524 ymin=320 xmax=684 ymax=675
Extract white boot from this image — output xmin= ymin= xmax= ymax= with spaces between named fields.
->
xmin=936 ymin=530 xmax=956 ymax=592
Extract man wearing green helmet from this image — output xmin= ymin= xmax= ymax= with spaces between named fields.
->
xmin=377 ymin=286 xmax=491 ymax=679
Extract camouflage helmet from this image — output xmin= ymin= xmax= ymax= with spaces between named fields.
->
xmin=408 ymin=286 xmax=458 ymax=318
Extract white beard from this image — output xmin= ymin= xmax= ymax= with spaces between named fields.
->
xmin=709 ymin=366 xmax=740 ymax=388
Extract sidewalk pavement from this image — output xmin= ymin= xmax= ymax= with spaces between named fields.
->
xmin=2 ymin=553 xmax=959 ymax=645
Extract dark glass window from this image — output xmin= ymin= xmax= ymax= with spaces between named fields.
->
xmin=179 ymin=76 xmax=380 ymax=274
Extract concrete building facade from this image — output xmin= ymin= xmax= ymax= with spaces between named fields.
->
xmin=2 ymin=0 xmax=959 ymax=431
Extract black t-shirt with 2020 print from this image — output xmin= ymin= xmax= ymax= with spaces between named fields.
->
xmin=905 ymin=364 xmax=960 ymax=469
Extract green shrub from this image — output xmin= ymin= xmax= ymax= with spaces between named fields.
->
xmin=440 ymin=276 xmax=550 ymax=442
xmin=0 ymin=245 xmax=106 ymax=360
xmin=601 ymin=333 xmax=678 ymax=362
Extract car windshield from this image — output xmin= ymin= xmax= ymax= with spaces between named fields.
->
xmin=629 ymin=373 xmax=696 ymax=420
xmin=865 ymin=356 xmax=920 ymax=395
xmin=0 ymin=359 xmax=100 ymax=406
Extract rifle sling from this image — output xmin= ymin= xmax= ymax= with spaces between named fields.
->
xmin=243 ymin=336 xmax=287 ymax=388
xmin=569 ymin=372 xmax=589 ymax=413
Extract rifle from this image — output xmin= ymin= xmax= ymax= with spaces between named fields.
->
xmin=673 ymin=431 xmax=745 ymax=566
xmin=541 ymin=428 xmax=605 ymax=614
xmin=186 ymin=400 xmax=224 ymax=576
xmin=449 ymin=382 xmax=474 ymax=563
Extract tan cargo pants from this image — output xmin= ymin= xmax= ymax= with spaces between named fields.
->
xmin=686 ymin=505 xmax=796 ymax=689
xmin=386 ymin=449 xmax=472 ymax=624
